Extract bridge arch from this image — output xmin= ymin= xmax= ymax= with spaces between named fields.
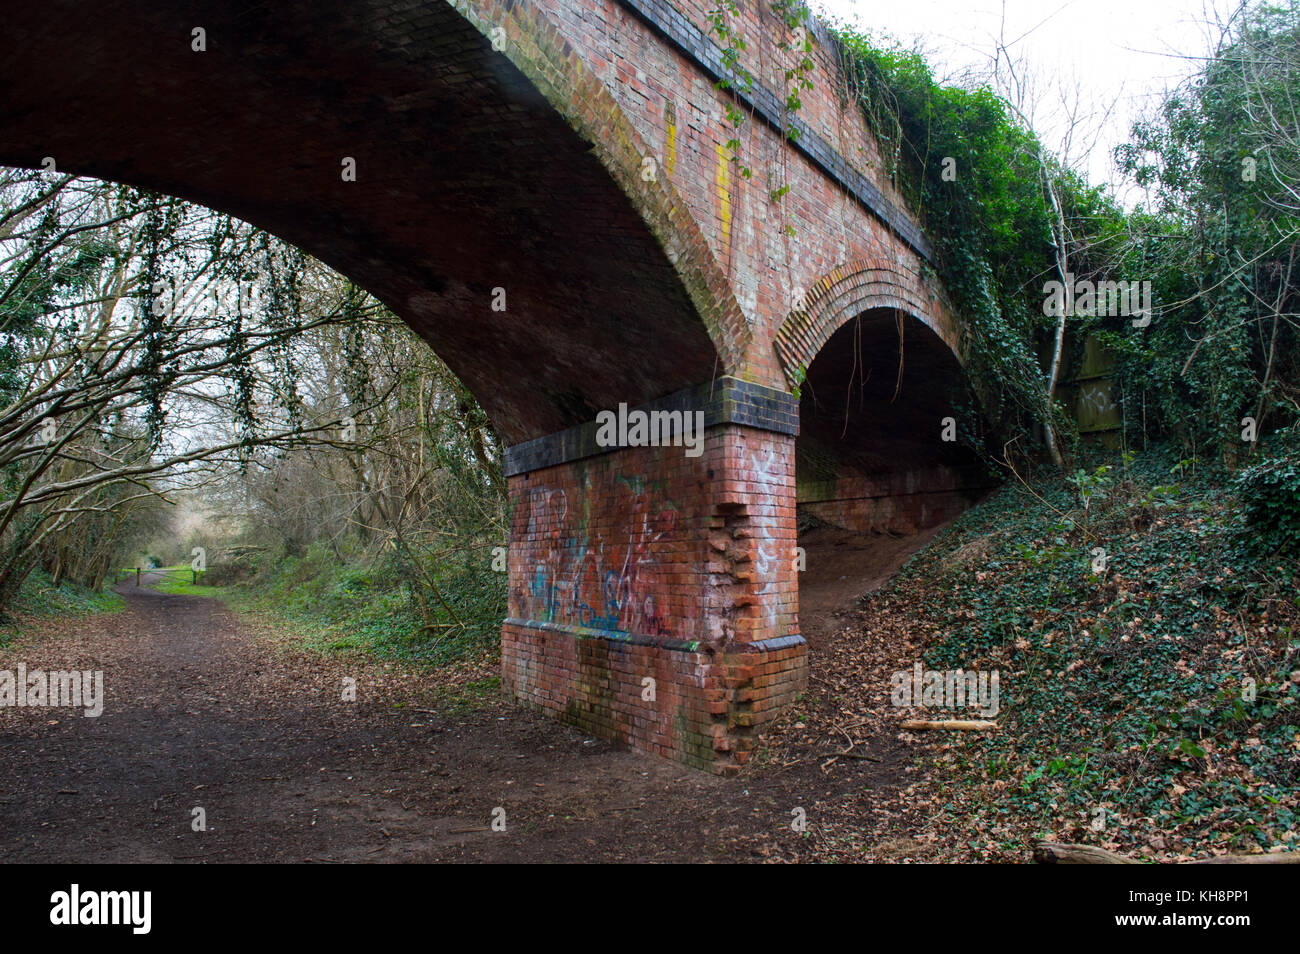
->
xmin=455 ymin=0 xmax=753 ymax=374
xmin=773 ymin=257 xmax=962 ymax=392
xmin=0 ymin=1 xmax=988 ymax=773
xmin=793 ymin=303 xmax=988 ymax=534
xmin=0 ymin=0 xmax=748 ymax=444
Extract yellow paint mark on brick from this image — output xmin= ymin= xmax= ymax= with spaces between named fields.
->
xmin=664 ymin=99 xmax=678 ymax=177
xmin=715 ymin=142 xmax=732 ymax=245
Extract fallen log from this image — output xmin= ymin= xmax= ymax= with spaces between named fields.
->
xmin=1035 ymin=841 xmax=1300 ymax=864
xmin=901 ymin=719 xmax=997 ymax=731
xmin=1034 ymin=842 xmax=1139 ymax=864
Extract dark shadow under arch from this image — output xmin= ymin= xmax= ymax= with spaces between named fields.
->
xmin=0 ymin=0 xmax=733 ymax=444
xmin=796 ymin=308 xmax=991 ymax=534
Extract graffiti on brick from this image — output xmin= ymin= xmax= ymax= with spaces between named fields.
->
xmin=513 ymin=476 xmax=683 ymax=639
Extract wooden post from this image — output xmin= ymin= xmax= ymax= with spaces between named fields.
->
xmin=136 ymin=567 xmax=140 ymax=586
xmin=192 ymin=569 xmax=197 ymax=585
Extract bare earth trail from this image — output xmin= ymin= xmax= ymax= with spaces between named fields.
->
xmin=0 ymin=533 xmax=940 ymax=863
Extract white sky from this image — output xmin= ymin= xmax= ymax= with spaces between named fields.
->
xmin=812 ymin=0 xmax=1241 ymax=198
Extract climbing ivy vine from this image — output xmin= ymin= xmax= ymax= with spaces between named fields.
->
xmin=831 ymin=30 xmax=1127 ymax=466
xmin=706 ymin=1 xmax=755 ymax=181
xmin=706 ymin=1 xmax=815 ymax=194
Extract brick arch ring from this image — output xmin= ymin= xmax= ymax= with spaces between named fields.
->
xmin=454 ymin=0 xmax=752 ymax=371
xmin=773 ymin=257 xmax=962 ymax=390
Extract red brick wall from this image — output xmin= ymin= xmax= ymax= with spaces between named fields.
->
xmin=482 ymin=0 xmax=972 ymax=771
xmin=798 ymin=465 xmax=981 ymax=535
xmin=528 ymin=0 xmax=943 ymax=388
xmin=503 ymin=423 xmax=807 ymax=773
xmin=501 ymin=622 xmax=806 ymax=773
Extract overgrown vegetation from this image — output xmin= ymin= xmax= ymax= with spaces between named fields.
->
xmin=0 ymin=568 xmax=124 ymax=646
xmin=1 ymin=164 xmax=507 ymax=662
xmin=830 ymin=444 xmax=1298 ymax=860
xmin=829 ymin=0 xmax=1299 ymax=475
xmin=143 ymin=308 xmax=509 ymax=665
xmin=831 ymin=28 xmax=1126 ymax=466
xmin=1115 ymin=1 xmax=1300 ymax=464
xmin=1234 ymin=432 xmax=1300 ymax=555
xmin=188 ymin=543 xmax=504 ymax=667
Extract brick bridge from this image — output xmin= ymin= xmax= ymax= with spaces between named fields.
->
xmin=1 ymin=0 xmax=990 ymax=772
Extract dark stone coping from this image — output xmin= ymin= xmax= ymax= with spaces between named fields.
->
xmin=504 ymin=617 xmax=807 ymax=655
xmin=505 ymin=617 xmax=704 ymax=652
xmin=615 ymin=0 xmax=933 ymax=262
xmin=503 ymin=375 xmax=798 ymax=476
xmin=744 ymin=634 xmax=806 ymax=653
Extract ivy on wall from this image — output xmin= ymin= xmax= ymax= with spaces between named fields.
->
xmin=830 ymin=30 xmax=1128 ymax=467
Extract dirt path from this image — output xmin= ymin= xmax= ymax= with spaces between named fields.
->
xmin=798 ymin=525 xmax=949 ymax=646
xmin=0 ymin=536 xmax=940 ymax=863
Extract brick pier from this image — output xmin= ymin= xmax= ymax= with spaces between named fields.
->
xmin=502 ymin=378 xmax=807 ymax=773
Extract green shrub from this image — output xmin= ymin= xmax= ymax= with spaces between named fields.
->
xmin=1235 ymin=443 xmax=1300 ymax=553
